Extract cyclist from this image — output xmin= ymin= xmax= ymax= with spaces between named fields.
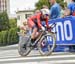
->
xmin=27 ymin=9 xmax=50 ymax=44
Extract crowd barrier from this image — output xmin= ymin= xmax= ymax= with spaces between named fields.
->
xmin=47 ymin=16 xmax=75 ymax=52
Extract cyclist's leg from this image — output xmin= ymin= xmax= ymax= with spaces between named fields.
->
xmin=31 ymin=23 xmax=42 ymax=40
xmin=31 ymin=26 xmax=38 ymax=40
xmin=28 ymin=20 xmax=36 ymax=42
xmin=35 ymin=31 xmax=40 ymax=39
xmin=31 ymin=27 xmax=41 ymax=44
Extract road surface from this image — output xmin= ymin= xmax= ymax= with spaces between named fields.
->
xmin=0 ymin=44 xmax=75 ymax=64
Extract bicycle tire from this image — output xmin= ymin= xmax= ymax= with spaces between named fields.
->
xmin=18 ymin=36 xmax=31 ymax=56
xmin=38 ymin=32 xmax=56 ymax=56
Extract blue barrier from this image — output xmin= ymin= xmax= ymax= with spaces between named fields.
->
xmin=48 ymin=16 xmax=75 ymax=45
xmin=42 ymin=16 xmax=75 ymax=52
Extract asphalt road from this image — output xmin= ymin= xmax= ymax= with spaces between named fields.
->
xmin=0 ymin=44 xmax=75 ymax=64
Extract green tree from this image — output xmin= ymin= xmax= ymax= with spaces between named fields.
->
xmin=35 ymin=0 xmax=50 ymax=9
xmin=0 ymin=11 xmax=9 ymax=31
xmin=35 ymin=0 xmax=66 ymax=9
xmin=56 ymin=0 xmax=67 ymax=8
xmin=1 ymin=30 xmax=8 ymax=45
xmin=7 ymin=28 xmax=18 ymax=45
xmin=9 ymin=18 xmax=17 ymax=28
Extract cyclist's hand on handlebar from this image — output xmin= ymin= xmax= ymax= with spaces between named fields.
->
xmin=46 ymin=26 xmax=52 ymax=31
xmin=41 ymin=26 xmax=45 ymax=31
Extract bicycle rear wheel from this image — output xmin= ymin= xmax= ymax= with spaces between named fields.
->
xmin=38 ymin=32 xmax=56 ymax=56
xmin=18 ymin=35 xmax=31 ymax=56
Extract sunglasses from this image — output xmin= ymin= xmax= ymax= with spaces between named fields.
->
xmin=45 ymin=14 xmax=49 ymax=16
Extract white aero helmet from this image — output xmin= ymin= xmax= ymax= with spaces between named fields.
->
xmin=41 ymin=9 xmax=50 ymax=16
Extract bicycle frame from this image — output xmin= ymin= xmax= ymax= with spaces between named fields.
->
xmin=32 ymin=30 xmax=55 ymax=46
xmin=30 ymin=23 xmax=56 ymax=46
xmin=32 ymin=31 xmax=44 ymax=46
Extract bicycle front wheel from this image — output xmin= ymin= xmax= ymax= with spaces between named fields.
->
xmin=38 ymin=32 xmax=56 ymax=56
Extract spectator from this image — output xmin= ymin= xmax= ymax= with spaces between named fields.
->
xmin=62 ymin=7 xmax=70 ymax=17
xmin=49 ymin=0 xmax=61 ymax=19
xmin=60 ymin=4 xmax=65 ymax=17
xmin=19 ymin=19 xmax=30 ymax=35
xmin=60 ymin=3 xmax=68 ymax=18
xmin=67 ymin=0 xmax=75 ymax=16
xmin=62 ymin=0 xmax=75 ymax=17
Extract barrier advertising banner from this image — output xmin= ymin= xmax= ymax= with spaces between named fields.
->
xmin=48 ymin=16 xmax=75 ymax=45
